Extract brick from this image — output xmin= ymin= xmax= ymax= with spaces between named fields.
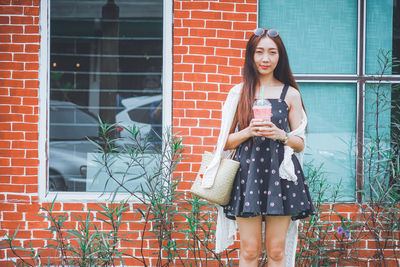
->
xmin=0 ymin=96 xmax=21 ymax=105
xmin=24 ymin=80 xmax=38 ymax=88
xmin=0 ymin=62 xmax=24 ymax=70
xmin=189 ymin=46 xmax=215 ymax=56
xmin=181 ymin=2 xmax=209 ymax=10
xmin=22 ymin=97 xmax=38 ymax=105
xmin=0 ymin=16 xmax=9 ymax=24
xmin=236 ymin=3 xmax=257 ymax=12
xmin=10 ymin=88 xmax=37 ymax=97
xmin=233 ymin=21 xmax=256 ymax=31
xmin=182 ymin=55 xmax=204 ymax=64
xmin=190 ymin=28 xmax=216 ymax=38
xmin=25 ymin=62 xmax=39 ymax=70
xmin=218 ymin=65 xmax=241 ymax=75
xmin=231 ymin=75 xmax=242 ymax=84
xmin=173 ymin=127 xmax=190 ymax=135
xmin=0 ymin=34 xmax=10 ymax=42
xmin=183 ymin=73 xmax=206 ymax=82
xmin=206 ymin=20 xmax=232 ymax=30
xmin=185 ymin=91 xmax=207 ymax=100
xmin=174 ymin=10 xmax=189 ymax=19
xmin=174 ymin=45 xmax=188 ymax=54
xmin=0 ymin=114 xmax=22 ymax=122
xmin=191 ymin=10 xmax=222 ymax=20
xmin=196 ymin=100 xmax=221 ymax=110
xmin=206 ymin=38 xmax=230 ymax=47
xmin=203 ymin=136 xmax=218 ymax=145
xmin=173 ymin=55 xmax=182 ymax=64
xmin=25 ymin=44 xmax=39 ymax=53
xmin=12 ymin=34 xmax=40 ymax=43
xmin=180 ymin=136 xmax=202 ymax=145
xmin=229 ymin=57 xmax=245 ymax=67
xmin=174 ymin=64 xmax=193 ymax=72
xmin=0 ymin=131 xmax=24 ymax=140
xmin=173 ymin=82 xmax=192 ymax=91
xmin=11 ymin=158 xmax=38 ymax=167
xmin=223 ymin=12 xmax=248 ymax=21
xmin=209 ymin=2 xmax=234 ymax=11
xmin=193 ymin=64 xmax=217 ymax=73
xmin=181 ymin=37 xmax=204 ymax=46
xmin=193 ymin=82 xmax=218 ymax=92
xmin=180 ymin=118 xmax=198 ymax=127
xmin=12 ymin=140 xmax=37 ymax=149
xmin=12 ymin=0 xmax=32 ymax=5
xmin=3 ymin=212 xmax=23 ymax=221
xmin=12 ymin=122 xmax=37 ymax=131
xmin=217 ymin=29 xmax=245 ymax=39
xmin=186 ymin=109 xmax=209 ymax=118
xmin=12 ymin=71 xmax=38 ymax=79
xmin=0 ymin=184 xmax=24 ymax=193
xmin=11 ymin=15 xmax=34 ymax=25
xmin=216 ymin=48 xmax=242 ymax=57
xmin=173 ymin=100 xmax=195 ymax=109
xmin=206 ymin=55 xmax=228 ymax=65
xmin=26 ymin=149 xmax=38 ymax=158
xmin=230 ymin=39 xmax=247 ymax=49
xmin=24 ymin=25 xmax=39 ymax=33
xmin=0 ymin=0 xmax=11 ymax=4
xmin=0 ymin=6 xmax=22 ymax=15
xmin=24 ymin=7 xmax=39 ymax=16
xmin=174 ymin=27 xmax=189 ymax=36
xmin=208 ymin=74 xmax=230 ymax=83
xmin=199 ymin=118 xmax=221 ymax=128
xmin=0 ymin=70 xmax=11 ymax=78
xmin=0 ymin=53 xmax=12 ymax=61
xmin=0 ymin=79 xmax=23 ymax=87
xmin=23 ymin=114 xmax=38 ymax=123
xmin=0 ymin=44 xmax=24 ymax=52
xmin=182 ymin=19 xmax=204 ymax=28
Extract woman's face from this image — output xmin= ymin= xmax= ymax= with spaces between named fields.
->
xmin=253 ymin=37 xmax=279 ymax=76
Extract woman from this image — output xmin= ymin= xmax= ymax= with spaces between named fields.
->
xmin=205 ymin=28 xmax=315 ymax=266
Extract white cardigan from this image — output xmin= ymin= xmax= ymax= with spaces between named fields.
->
xmin=201 ymin=83 xmax=308 ymax=267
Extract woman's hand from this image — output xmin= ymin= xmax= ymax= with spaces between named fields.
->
xmin=257 ymin=121 xmax=286 ymax=141
xmin=246 ymin=119 xmax=272 ymax=138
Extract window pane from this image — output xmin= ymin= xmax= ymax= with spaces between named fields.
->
xmin=300 ymin=83 xmax=357 ymax=201
xmin=49 ymin=0 xmax=163 ymax=192
xmin=366 ymin=0 xmax=400 ymax=75
xmin=259 ymin=0 xmax=357 ymax=74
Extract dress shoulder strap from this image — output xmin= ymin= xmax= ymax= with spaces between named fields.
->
xmin=280 ymin=84 xmax=289 ymax=101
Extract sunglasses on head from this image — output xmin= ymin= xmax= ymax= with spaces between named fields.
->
xmin=253 ymin=28 xmax=279 ymax=38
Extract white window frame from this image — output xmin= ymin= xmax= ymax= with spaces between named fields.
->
xmin=38 ymin=0 xmax=173 ymax=202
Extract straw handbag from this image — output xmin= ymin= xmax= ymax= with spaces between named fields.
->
xmin=190 ymin=150 xmax=240 ymax=205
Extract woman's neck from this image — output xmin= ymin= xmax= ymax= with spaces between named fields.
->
xmin=258 ymin=74 xmax=280 ymax=87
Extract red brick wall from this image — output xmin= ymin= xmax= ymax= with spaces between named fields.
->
xmin=0 ymin=0 xmax=399 ymax=266
xmin=173 ymin=0 xmax=257 ymax=193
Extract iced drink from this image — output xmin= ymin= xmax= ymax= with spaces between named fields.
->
xmin=253 ymin=99 xmax=272 ymax=121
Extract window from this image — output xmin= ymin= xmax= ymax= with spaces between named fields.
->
xmin=39 ymin=0 xmax=172 ymax=200
xmin=259 ymin=0 xmax=400 ymax=202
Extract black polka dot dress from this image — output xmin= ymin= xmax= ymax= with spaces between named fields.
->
xmin=223 ymin=84 xmax=316 ymax=221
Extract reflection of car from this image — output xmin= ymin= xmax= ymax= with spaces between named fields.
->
xmin=116 ymin=94 xmax=162 ymax=146
xmin=49 ymin=100 xmax=99 ymax=191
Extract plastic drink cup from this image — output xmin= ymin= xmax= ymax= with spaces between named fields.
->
xmin=253 ymin=99 xmax=272 ymax=121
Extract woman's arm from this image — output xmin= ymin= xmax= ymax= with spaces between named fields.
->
xmin=224 ymin=119 xmax=269 ymax=150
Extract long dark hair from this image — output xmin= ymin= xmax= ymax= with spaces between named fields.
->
xmin=229 ymin=29 xmax=305 ymax=134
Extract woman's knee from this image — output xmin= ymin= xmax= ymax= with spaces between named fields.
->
xmin=241 ymin=239 xmax=261 ymax=261
xmin=266 ymin=241 xmax=285 ymax=262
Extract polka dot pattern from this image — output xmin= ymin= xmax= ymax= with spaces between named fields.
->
xmin=223 ymin=84 xmax=316 ymax=221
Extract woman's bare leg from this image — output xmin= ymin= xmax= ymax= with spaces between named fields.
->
xmin=236 ymin=216 xmax=263 ymax=267
xmin=264 ymin=216 xmax=291 ymax=267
